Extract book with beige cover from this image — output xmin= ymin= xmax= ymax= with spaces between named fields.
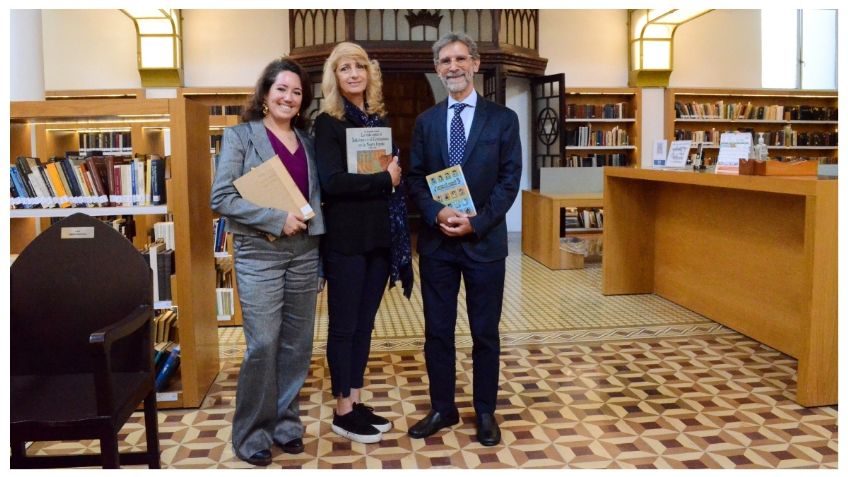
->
xmin=345 ymin=127 xmax=392 ymax=174
xmin=233 ymin=155 xmax=315 ymax=220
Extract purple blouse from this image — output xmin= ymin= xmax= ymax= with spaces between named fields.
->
xmin=265 ymin=127 xmax=309 ymax=200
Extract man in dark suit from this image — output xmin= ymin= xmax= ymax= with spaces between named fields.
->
xmin=406 ymin=32 xmax=522 ymax=447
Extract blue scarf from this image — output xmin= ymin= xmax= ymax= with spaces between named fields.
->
xmin=343 ymin=98 xmax=414 ymax=299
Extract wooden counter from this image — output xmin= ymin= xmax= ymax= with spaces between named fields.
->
xmin=603 ymin=168 xmax=837 ymax=407
xmin=521 ymin=190 xmax=603 ymax=269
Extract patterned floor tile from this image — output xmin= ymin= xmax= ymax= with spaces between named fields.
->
xmin=24 ymin=236 xmax=837 ymax=468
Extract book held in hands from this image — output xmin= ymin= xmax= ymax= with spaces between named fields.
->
xmin=233 ymin=155 xmax=315 ymax=220
xmin=345 ymin=127 xmax=392 ymax=174
xmin=426 ymin=165 xmax=477 ymax=216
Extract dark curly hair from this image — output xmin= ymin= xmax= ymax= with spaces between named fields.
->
xmin=242 ymin=57 xmax=313 ymax=130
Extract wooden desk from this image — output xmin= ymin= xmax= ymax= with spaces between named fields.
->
xmin=603 ymin=168 xmax=837 ymax=407
xmin=521 ymin=190 xmax=603 ymax=269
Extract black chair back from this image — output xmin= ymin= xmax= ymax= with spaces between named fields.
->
xmin=10 ymin=213 xmax=153 ymax=376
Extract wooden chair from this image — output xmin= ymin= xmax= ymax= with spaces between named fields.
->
xmin=10 ymin=213 xmax=160 ymax=469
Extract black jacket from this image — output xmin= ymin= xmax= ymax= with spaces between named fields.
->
xmin=314 ymin=112 xmax=394 ymax=255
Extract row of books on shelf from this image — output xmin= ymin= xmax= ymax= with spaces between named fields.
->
xmin=563 ymin=207 xmax=604 ymax=230
xmin=673 ymin=128 xmax=838 ymax=147
xmin=538 ymin=153 xmax=628 ymax=168
xmin=565 ymin=125 xmax=629 ymax=147
xmin=10 ymin=154 xmax=167 ymax=209
xmin=141 ymin=240 xmax=175 ymax=302
xmin=565 ymin=103 xmax=630 ymax=119
xmin=154 ymin=343 xmax=181 ymax=392
xmin=216 ymin=288 xmax=235 ymax=319
xmin=153 ymin=309 xmax=179 ymax=391
xmin=213 ymin=217 xmax=228 ymax=253
xmin=154 ymin=309 xmax=178 ymax=344
xmin=153 ymin=308 xmax=180 ymax=392
xmin=209 ymin=105 xmax=244 ymax=116
xmin=211 ymin=134 xmax=223 ymax=153
xmin=215 ymin=251 xmax=235 ymax=320
xmin=153 ymin=221 xmax=175 ymax=250
xmin=78 ymin=130 xmax=132 ymax=150
xmin=674 ymin=101 xmax=838 ymax=121
xmin=105 ymin=215 xmax=137 ymax=241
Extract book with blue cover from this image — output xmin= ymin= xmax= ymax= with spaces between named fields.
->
xmin=155 ymin=345 xmax=180 ymax=392
xmin=425 ymin=165 xmax=476 ymax=216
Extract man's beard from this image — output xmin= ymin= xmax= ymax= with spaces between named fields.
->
xmin=440 ymin=73 xmax=471 ymax=93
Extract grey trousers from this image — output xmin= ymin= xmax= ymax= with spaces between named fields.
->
xmin=231 ymin=233 xmax=319 ymax=460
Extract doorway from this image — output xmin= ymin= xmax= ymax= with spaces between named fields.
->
xmin=381 ymin=72 xmax=436 ymax=231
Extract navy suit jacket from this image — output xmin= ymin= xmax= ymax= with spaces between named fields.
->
xmin=408 ymin=95 xmax=522 ymax=262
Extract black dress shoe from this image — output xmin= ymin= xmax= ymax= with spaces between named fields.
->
xmin=476 ymin=413 xmax=501 ymax=446
xmin=408 ymin=410 xmax=460 ymax=439
xmin=239 ymin=449 xmax=272 ymax=466
xmin=275 ymin=438 xmax=304 ymax=455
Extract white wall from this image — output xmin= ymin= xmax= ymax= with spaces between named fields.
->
xmin=41 ymin=10 xmax=140 ymax=90
xmin=10 ymin=10 xmax=45 ymax=100
xmin=671 ymin=10 xmax=762 ymax=88
xmin=539 ymin=10 xmax=629 ymax=86
xmin=182 ymin=10 xmax=289 ymax=87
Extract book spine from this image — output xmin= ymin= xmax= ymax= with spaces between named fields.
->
xmin=83 ymin=158 xmax=107 ymax=204
xmin=59 ymin=158 xmax=83 ymax=201
xmin=14 ymin=158 xmax=37 ymax=198
xmin=150 ymin=158 xmax=166 ymax=205
xmin=44 ymin=162 xmax=71 ymax=208
xmin=10 ymin=167 xmax=29 ymax=208
xmin=52 ymin=159 xmax=75 ymax=201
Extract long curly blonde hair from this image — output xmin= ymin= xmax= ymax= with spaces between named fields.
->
xmin=320 ymin=42 xmax=387 ymax=119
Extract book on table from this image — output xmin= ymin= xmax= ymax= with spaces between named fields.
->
xmin=233 ymin=155 xmax=315 ymax=220
xmin=345 ymin=127 xmax=392 ymax=174
xmin=425 ymin=165 xmax=477 ymax=216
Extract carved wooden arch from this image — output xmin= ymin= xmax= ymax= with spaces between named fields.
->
xmin=287 ymin=9 xmax=548 ymax=106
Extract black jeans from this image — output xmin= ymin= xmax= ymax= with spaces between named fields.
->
xmin=324 ymin=247 xmax=390 ymax=398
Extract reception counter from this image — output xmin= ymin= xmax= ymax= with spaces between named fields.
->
xmin=602 ymin=168 xmax=837 ymax=407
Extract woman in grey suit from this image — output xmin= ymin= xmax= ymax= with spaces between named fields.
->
xmin=211 ymin=58 xmax=325 ymax=467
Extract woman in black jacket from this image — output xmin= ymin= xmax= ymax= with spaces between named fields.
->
xmin=314 ymin=41 xmax=412 ymax=444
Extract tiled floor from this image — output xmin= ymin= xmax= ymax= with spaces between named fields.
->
xmin=29 ymin=235 xmax=838 ymax=468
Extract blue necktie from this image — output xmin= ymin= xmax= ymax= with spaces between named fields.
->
xmin=448 ymin=103 xmax=468 ymax=166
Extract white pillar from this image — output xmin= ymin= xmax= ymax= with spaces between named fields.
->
xmin=10 ymin=10 xmax=45 ymax=101
xmin=640 ymin=87 xmax=665 ymax=169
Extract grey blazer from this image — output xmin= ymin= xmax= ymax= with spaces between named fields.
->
xmin=210 ymin=120 xmax=325 ymax=237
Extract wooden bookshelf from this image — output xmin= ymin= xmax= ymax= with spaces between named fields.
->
xmin=521 ymin=190 xmax=603 ymax=270
xmin=664 ymin=88 xmax=838 ymax=166
xmin=562 ymin=87 xmax=641 ymax=168
xmin=10 ymin=98 xmax=219 ymax=409
xmin=179 ymin=87 xmax=252 ymax=327
xmin=179 ymin=87 xmax=252 ymax=154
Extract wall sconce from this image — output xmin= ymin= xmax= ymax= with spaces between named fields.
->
xmin=122 ymin=9 xmax=183 ymax=87
xmin=628 ymin=9 xmax=712 ymax=87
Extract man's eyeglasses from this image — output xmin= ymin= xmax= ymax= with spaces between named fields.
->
xmin=437 ymin=55 xmax=471 ymax=68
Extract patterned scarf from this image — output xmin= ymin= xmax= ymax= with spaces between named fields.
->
xmin=343 ymin=98 xmax=414 ymax=298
